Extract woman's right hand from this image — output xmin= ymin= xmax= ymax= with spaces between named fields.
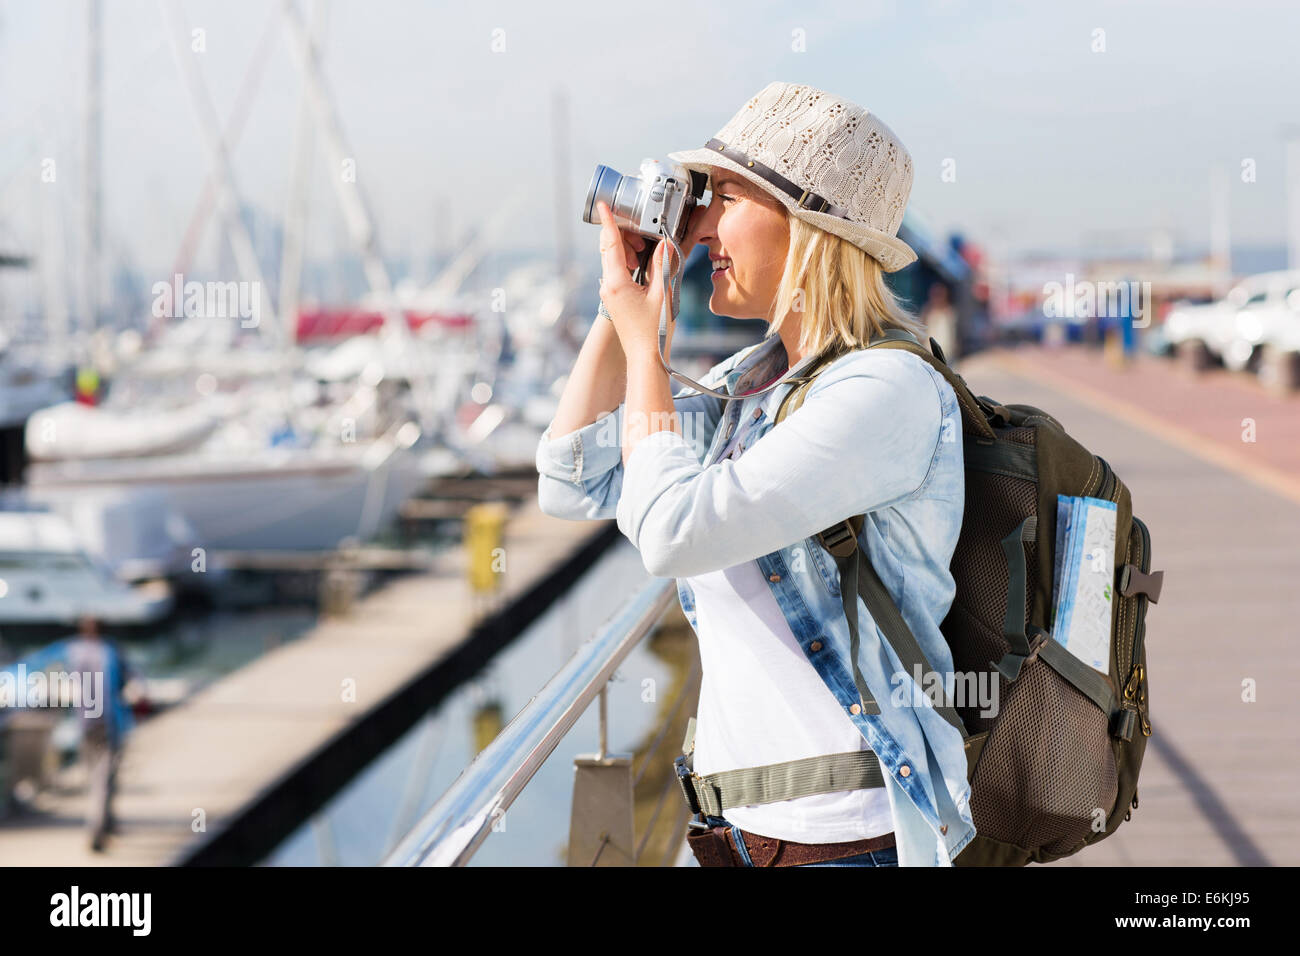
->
xmin=610 ymin=220 xmax=650 ymax=276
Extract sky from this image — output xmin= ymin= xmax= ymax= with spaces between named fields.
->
xmin=1 ymin=0 xmax=1298 ymax=304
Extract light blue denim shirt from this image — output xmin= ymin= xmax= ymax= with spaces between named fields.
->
xmin=535 ymin=330 xmax=974 ymax=866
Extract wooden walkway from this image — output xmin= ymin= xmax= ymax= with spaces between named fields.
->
xmin=958 ymin=346 xmax=1300 ymax=866
xmin=0 ymin=494 xmax=607 ymax=866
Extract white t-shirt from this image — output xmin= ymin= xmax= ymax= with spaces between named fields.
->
xmin=685 ymin=354 xmax=895 ymax=844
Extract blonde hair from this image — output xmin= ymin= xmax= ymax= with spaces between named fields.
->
xmin=765 ymin=213 xmax=926 ymax=358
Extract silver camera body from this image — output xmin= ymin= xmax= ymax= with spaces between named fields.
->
xmin=583 ymin=159 xmax=707 ymax=283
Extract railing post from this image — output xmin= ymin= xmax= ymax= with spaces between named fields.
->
xmin=383 ymin=579 xmax=677 ymax=867
xmin=566 ymin=683 xmax=634 ymax=866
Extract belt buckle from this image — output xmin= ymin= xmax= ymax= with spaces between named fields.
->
xmin=674 ymin=754 xmax=702 ymax=816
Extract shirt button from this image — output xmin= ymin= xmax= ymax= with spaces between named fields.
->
xmin=752 ymin=407 xmax=762 ymax=419
xmin=900 ymin=764 xmax=911 ymax=778
xmin=849 ymin=703 xmax=861 ymax=715
xmin=940 ymin=825 xmax=948 ymax=834
xmin=768 ymin=573 xmax=781 ymax=583
xmin=809 ymin=641 xmax=822 ymax=652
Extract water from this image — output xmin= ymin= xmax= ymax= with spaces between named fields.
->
xmin=0 ymin=522 xmax=462 ymax=721
xmin=262 ymin=538 xmax=676 ymax=866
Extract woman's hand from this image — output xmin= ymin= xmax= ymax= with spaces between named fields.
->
xmin=596 ymin=200 xmax=676 ymax=363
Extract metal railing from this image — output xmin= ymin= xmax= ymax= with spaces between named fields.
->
xmin=382 ymin=575 xmax=693 ymax=866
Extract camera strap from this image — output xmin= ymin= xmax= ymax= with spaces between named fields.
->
xmin=652 ymin=231 xmax=794 ymax=402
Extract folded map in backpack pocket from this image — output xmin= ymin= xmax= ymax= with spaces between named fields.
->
xmin=1050 ymin=495 xmax=1118 ymax=674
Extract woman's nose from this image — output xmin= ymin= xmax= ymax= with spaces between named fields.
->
xmin=684 ymin=199 xmax=717 ymax=248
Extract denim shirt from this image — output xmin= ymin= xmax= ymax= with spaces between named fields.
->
xmin=535 ymin=330 xmax=974 ymax=866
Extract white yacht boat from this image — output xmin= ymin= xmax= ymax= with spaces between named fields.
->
xmin=0 ymin=511 xmax=173 ymax=627
xmin=24 ymin=421 xmax=426 ymax=554
xmin=25 ymin=397 xmax=227 ymax=462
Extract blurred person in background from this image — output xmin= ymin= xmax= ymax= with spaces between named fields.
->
xmin=921 ymin=282 xmax=959 ymax=365
xmin=64 ymin=614 xmax=135 ymax=852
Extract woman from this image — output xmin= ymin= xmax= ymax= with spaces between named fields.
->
xmin=536 ymin=82 xmax=974 ymax=867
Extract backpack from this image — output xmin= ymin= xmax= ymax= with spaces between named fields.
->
xmin=768 ymin=328 xmax=1165 ymax=866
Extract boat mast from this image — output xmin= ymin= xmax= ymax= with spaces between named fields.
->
xmin=83 ymin=0 xmax=103 ymax=349
xmin=1210 ymin=164 xmax=1232 ymax=298
xmin=278 ymin=0 xmax=439 ymax=434
xmin=552 ymin=87 xmax=572 ymax=289
xmin=1286 ymin=125 xmax=1300 ymax=273
xmin=159 ymin=0 xmax=282 ymax=349
xmin=279 ymin=0 xmax=329 ymax=352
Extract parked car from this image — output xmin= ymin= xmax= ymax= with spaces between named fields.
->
xmin=1165 ymin=270 xmax=1300 ymax=372
xmin=1255 ymin=301 xmax=1300 ymax=392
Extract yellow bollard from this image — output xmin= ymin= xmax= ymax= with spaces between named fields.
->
xmin=466 ymin=502 xmax=508 ymax=595
xmin=471 ymin=699 xmax=505 ymax=756
xmin=1103 ymin=326 xmax=1127 ymax=369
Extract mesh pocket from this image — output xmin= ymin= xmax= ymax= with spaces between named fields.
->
xmin=969 ymin=659 xmax=1118 ymax=855
xmin=949 ymin=470 xmax=1036 ymax=637
xmin=945 ymin=469 xmax=1037 ymax=735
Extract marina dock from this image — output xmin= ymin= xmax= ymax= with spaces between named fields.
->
xmin=2 ymin=345 xmax=1297 ymax=867
xmin=0 ymin=492 xmax=616 ymax=867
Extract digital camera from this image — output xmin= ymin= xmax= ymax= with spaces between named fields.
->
xmin=582 ymin=159 xmax=707 ymax=283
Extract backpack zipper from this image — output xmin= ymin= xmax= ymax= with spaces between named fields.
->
xmin=1121 ymin=515 xmax=1152 ymax=820
xmin=1131 ymin=516 xmax=1153 ymax=736
xmin=1120 ymin=516 xmax=1153 ymax=737
xmin=1094 ymin=456 xmax=1117 ymax=500
xmin=1099 ymin=457 xmax=1153 ymax=737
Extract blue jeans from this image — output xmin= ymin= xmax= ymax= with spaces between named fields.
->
xmin=701 ymin=815 xmax=899 ymax=867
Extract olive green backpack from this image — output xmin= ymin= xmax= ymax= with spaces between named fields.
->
xmin=769 ymin=328 xmax=1165 ymax=866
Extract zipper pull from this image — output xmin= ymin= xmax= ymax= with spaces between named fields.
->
xmin=1135 ymin=665 xmax=1151 ymax=736
xmin=1122 ymin=663 xmax=1142 ymax=701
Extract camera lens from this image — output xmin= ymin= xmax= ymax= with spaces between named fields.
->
xmin=583 ymin=164 xmax=648 ymax=233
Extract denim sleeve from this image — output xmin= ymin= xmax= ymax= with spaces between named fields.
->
xmin=615 ymin=349 xmax=946 ymax=578
xmin=535 ymin=347 xmax=746 ymax=521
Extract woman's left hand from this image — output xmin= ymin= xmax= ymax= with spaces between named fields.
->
xmin=596 ymin=200 xmax=675 ymax=362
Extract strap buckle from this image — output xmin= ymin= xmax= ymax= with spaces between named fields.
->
xmin=818 ymin=517 xmax=861 ymax=558
xmin=1023 ymin=628 xmax=1049 ymax=665
xmin=992 ymin=626 xmax=1049 ymax=681
xmin=975 ymin=394 xmax=1013 ymax=428
xmin=674 ymin=754 xmax=702 ymax=816
xmin=796 ymin=189 xmax=827 ymax=212
xmin=1119 ymin=564 xmax=1164 ymax=604
xmin=1111 ymin=704 xmax=1138 ymax=742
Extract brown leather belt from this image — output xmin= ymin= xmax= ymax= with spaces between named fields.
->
xmin=687 ymin=818 xmax=896 ymax=867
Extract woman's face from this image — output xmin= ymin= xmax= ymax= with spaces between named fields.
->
xmin=682 ymin=165 xmax=790 ymax=321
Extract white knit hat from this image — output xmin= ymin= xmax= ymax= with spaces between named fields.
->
xmin=668 ymin=81 xmax=918 ymax=272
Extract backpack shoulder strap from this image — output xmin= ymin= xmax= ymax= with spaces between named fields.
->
xmin=774 ymin=329 xmax=997 ymax=441
xmin=866 ymin=338 xmax=998 ymax=441
xmin=766 ymin=328 xmax=969 ymax=737
xmin=773 ymin=328 xmax=912 ymax=425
